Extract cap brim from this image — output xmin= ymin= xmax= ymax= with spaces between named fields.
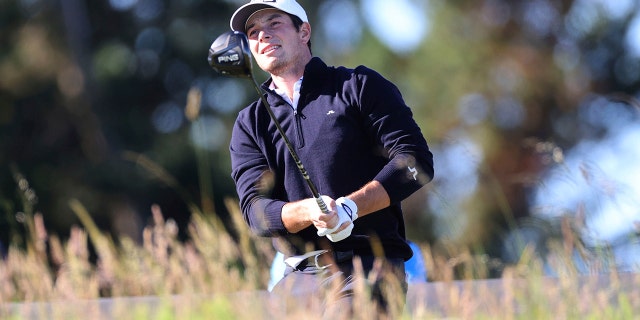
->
xmin=230 ymin=3 xmax=273 ymax=32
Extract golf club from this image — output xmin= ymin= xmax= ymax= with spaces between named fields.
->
xmin=208 ymin=30 xmax=330 ymax=215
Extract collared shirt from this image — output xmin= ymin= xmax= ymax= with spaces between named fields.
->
xmin=271 ymin=77 xmax=303 ymax=111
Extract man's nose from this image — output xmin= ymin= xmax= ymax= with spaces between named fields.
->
xmin=258 ymin=30 xmax=271 ymax=42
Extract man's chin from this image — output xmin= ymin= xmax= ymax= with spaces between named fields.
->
xmin=259 ymin=60 xmax=285 ymax=75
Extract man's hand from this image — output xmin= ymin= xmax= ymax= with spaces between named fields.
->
xmin=315 ymin=196 xmax=341 ymax=236
xmin=315 ymin=196 xmax=357 ymax=236
xmin=313 ymin=196 xmax=358 ymax=241
xmin=325 ymin=197 xmax=358 ymax=242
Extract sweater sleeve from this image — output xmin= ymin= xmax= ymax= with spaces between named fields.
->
xmin=229 ymin=109 xmax=288 ymax=237
xmin=356 ymin=67 xmax=434 ymax=204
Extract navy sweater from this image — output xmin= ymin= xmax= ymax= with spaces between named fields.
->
xmin=230 ymin=57 xmax=434 ymax=260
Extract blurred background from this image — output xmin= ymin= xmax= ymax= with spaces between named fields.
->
xmin=1 ymin=0 xmax=639 ymax=278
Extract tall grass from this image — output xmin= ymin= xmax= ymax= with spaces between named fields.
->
xmin=1 ymin=195 xmax=639 ymax=319
xmin=0 ymin=195 xmax=275 ymax=318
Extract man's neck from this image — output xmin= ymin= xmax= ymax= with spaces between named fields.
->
xmin=271 ymin=76 xmax=300 ymax=99
xmin=270 ymin=56 xmax=311 ymax=100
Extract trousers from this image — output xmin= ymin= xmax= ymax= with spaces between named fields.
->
xmin=270 ymin=251 xmax=407 ymax=319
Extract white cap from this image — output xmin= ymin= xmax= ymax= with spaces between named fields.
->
xmin=230 ymin=0 xmax=308 ymax=32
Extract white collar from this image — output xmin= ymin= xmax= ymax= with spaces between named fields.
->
xmin=270 ymin=77 xmax=303 ymax=110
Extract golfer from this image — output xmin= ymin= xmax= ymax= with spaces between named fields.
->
xmin=228 ymin=0 xmax=434 ymax=316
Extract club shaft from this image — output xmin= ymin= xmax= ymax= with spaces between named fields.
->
xmin=251 ymin=79 xmax=330 ymax=214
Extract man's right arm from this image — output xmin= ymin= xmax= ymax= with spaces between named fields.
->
xmin=230 ymin=114 xmax=343 ymax=237
xmin=230 ymin=113 xmax=288 ymax=236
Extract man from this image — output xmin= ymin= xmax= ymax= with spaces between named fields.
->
xmin=228 ymin=0 xmax=434 ymax=316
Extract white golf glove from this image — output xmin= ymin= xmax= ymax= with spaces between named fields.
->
xmin=316 ymin=196 xmax=338 ymax=237
xmin=316 ymin=197 xmax=358 ymax=239
xmin=326 ymin=197 xmax=358 ymax=242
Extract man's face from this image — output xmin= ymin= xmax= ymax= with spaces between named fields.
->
xmin=245 ymin=9 xmax=310 ymax=76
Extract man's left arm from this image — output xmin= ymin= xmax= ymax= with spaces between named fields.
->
xmin=356 ymin=67 xmax=435 ymax=205
xmin=324 ymin=68 xmax=434 ymax=241
xmin=345 ymin=180 xmax=390 ymax=218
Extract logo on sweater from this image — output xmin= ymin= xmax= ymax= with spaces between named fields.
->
xmin=326 ymin=110 xmax=335 ymax=115
xmin=408 ymin=166 xmax=418 ymax=180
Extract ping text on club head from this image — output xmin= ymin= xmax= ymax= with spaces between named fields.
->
xmin=218 ymin=53 xmax=240 ymax=64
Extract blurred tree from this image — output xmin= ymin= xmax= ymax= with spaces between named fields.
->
xmin=0 ymin=0 xmax=243 ymax=244
xmin=1 ymin=0 xmax=638 ymax=278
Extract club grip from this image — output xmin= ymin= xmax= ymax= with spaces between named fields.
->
xmin=315 ymin=196 xmax=331 ymax=214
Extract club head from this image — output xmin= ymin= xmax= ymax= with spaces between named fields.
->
xmin=208 ymin=31 xmax=252 ymax=78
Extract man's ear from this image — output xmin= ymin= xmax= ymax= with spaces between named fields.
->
xmin=300 ymin=22 xmax=311 ymax=44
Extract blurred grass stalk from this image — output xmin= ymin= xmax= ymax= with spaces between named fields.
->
xmin=185 ymin=87 xmax=216 ymax=216
xmin=183 ymin=85 xmax=267 ymax=286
